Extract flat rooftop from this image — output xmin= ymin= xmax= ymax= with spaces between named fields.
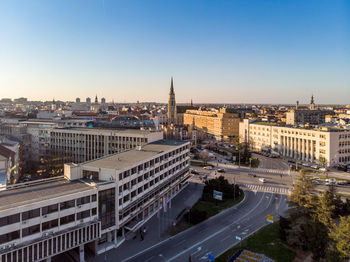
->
xmin=0 ymin=178 xmax=93 ymax=211
xmin=52 ymin=127 xmax=160 ymax=134
xmin=82 ymin=140 xmax=188 ymax=170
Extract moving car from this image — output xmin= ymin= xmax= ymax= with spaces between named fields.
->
xmin=259 ymin=178 xmax=266 ymax=183
xmin=203 ymin=166 xmax=213 ymax=170
xmin=319 ymin=167 xmax=328 ymax=172
xmin=217 ymin=168 xmax=226 ymax=173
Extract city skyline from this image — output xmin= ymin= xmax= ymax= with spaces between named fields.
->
xmin=1 ymin=0 xmax=349 ymax=104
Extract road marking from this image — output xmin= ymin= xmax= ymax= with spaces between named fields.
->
xmin=166 ymin=191 xmax=267 ymax=262
xmin=144 ymin=256 xmax=154 ymax=262
xmin=191 ymin=246 xmax=202 ymax=256
xmin=173 ymin=239 xmax=186 ymax=247
xmin=220 ymin=235 xmax=231 ymax=242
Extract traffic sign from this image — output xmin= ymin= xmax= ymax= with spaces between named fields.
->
xmin=213 ymin=190 xmax=223 ymax=200
xmin=266 ymin=214 xmax=274 ymax=223
xmin=208 ymin=253 xmax=215 ymax=261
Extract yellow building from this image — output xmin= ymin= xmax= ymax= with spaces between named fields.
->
xmin=183 ymin=107 xmax=240 ymax=141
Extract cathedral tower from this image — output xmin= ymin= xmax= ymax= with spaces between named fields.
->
xmin=167 ymin=77 xmax=177 ymax=125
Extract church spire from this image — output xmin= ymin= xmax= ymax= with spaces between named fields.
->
xmin=170 ymin=77 xmax=174 ymax=95
xmin=167 ymin=77 xmax=177 ymax=125
xmin=310 ymin=94 xmax=315 ymax=110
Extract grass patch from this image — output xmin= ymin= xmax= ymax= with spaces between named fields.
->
xmin=170 ymin=192 xmax=244 ymax=236
xmin=217 ymin=222 xmax=296 ymax=262
xmin=193 ymin=193 xmax=244 ymax=218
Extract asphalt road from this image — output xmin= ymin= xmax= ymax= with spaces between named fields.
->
xmin=192 ymin=154 xmax=350 ymax=195
xmin=120 ymin=190 xmax=288 ymax=262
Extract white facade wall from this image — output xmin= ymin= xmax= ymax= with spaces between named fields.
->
xmin=239 ymin=121 xmax=350 ymax=167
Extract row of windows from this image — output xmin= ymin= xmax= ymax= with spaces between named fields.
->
xmin=119 ymin=169 xmax=188 ymax=219
xmin=119 ymin=151 xmax=189 ymax=180
xmin=0 ymin=195 xmax=96 ymax=227
xmin=339 ymin=141 xmax=350 ymax=147
xmin=339 ymin=156 xmax=350 ymax=163
xmin=119 ymin=159 xmax=188 ymax=192
xmin=339 ymin=134 xmax=350 ymax=139
xmin=0 ymin=209 xmax=97 ymax=245
xmin=339 ymin=149 xmax=350 ymax=154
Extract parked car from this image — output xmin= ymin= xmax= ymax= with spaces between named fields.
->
xmin=217 ymin=168 xmax=226 ymax=173
xmin=191 ymin=169 xmax=199 ymax=175
xmin=325 ymin=178 xmax=337 ymax=185
xmin=319 ymin=167 xmax=328 ymax=172
xmin=203 ymin=166 xmax=213 ymax=170
xmin=311 ymin=165 xmax=318 ymax=169
xmin=312 ymin=177 xmax=321 ymax=184
xmin=337 ymin=180 xmax=349 ymax=185
xmin=302 ymin=163 xmax=309 ymax=167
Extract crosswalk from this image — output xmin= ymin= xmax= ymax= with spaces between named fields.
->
xmin=241 ymin=184 xmax=291 ymax=195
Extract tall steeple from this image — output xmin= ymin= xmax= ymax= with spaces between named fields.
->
xmin=167 ymin=77 xmax=177 ymax=125
xmin=170 ymin=77 xmax=174 ymax=95
xmin=310 ymin=94 xmax=315 ymax=110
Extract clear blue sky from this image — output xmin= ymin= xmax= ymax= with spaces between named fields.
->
xmin=0 ymin=0 xmax=349 ymax=104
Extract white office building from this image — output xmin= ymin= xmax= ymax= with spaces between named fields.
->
xmin=0 ymin=140 xmax=190 ymax=261
xmin=240 ymin=119 xmax=350 ymax=167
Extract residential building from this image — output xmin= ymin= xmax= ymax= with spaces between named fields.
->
xmin=183 ymin=107 xmax=240 ymax=141
xmin=0 ymin=140 xmax=190 ymax=261
xmin=285 ymin=95 xmax=332 ymax=126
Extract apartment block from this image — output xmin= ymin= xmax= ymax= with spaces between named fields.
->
xmin=286 ymin=109 xmax=330 ymax=126
xmin=183 ymin=107 xmax=240 ymax=141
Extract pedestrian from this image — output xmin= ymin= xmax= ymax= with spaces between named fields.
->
xmin=140 ymin=228 xmax=144 ymax=241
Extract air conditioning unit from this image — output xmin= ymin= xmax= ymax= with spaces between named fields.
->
xmin=43 ymin=232 xmax=49 ymax=237
xmin=78 ymin=205 xmax=82 ymax=208
xmin=43 ymin=214 xmax=48 ymax=218
xmin=80 ymin=219 xmax=84 ymax=223
xmin=22 ymin=220 xmax=27 ymax=224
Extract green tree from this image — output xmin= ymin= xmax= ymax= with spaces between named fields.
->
xmin=318 ymin=156 xmax=327 ymax=167
xmin=289 ymin=171 xmax=317 ymax=211
xmin=199 ymin=150 xmax=211 ymax=165
xmin=329 ymin=216 xmax=350 ymax=258
xmin=317 ymin=190 xmax=335 ymax=228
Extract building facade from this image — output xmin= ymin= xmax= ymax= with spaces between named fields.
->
xmin=49 ymin=128 xmax=163 ymax=164
xmin=0 ymin=140 xmax=190 ymax=261
xmin=239 ymin=119 xmax=350 ymax=167
xmin=183 ymin=107 xmax=240 ymax=141
xmin=285 ymin=109 xmax=330 ymax=126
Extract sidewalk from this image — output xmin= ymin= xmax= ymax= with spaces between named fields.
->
xmin=96 ymin=182 xmax=204 ymax=262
